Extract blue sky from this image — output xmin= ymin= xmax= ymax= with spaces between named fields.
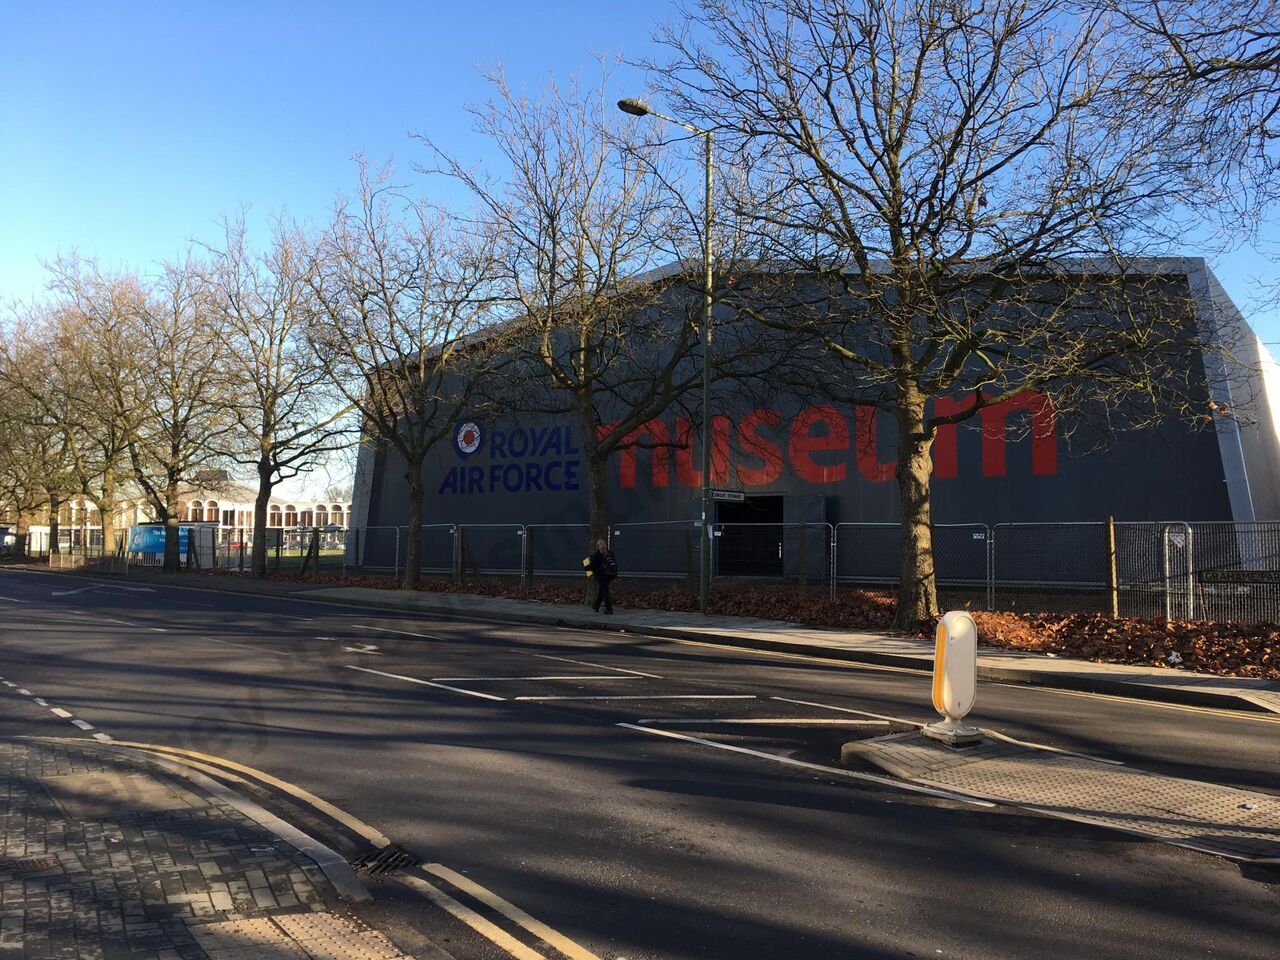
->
xmin=2 ymin=0 xmax=1277 ymax=342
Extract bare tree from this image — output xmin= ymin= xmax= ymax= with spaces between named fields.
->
xmin=421 ymin=67 xmax=716 ymax=545
xmin=207 ymin=218 xmax=353 ymax=577
xmin=653 ymin=0 xmax=1224 ymax=627
xmin=307 ymin=164 xmax=498 ymax=589
xmin=126 ymin=259 xmax=235 ymax=571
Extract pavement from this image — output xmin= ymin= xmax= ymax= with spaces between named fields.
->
xmin=0 ymin=736 xmax=414 ymax=959
xmin=62 ymin=565 xmax=1280 ymax=715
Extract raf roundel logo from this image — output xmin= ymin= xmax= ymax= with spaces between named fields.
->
xmin=455 ymin=421 xmax=483 ymax=458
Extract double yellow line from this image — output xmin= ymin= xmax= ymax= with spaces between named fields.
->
xmin=109 ymin=740 xmax=602 ymax=960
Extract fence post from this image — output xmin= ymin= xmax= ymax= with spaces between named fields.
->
xmin=454 ymin=527 xmax=466 ymax=585
xmin=829 ymin=524 xmax=837 ymax=602
xmin=684 ymin=527 xmax=696 ymax=595
xmin=797 ymin=523 xmax=808 ymax=600
xmin=238 ymin=539 xmax=245 ymax=572
xmin=525 ymin=527 xmax=536 ymax=588
xmin=1106 ymin=515 xmax=1118 ymax=618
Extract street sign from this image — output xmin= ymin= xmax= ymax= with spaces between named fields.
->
xmin=711 ymin=489 xmax=746 ymax=502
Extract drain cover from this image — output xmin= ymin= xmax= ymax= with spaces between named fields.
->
xmin=351 ymin=844 xmax=419 ymax=877
xmin=1 ymin=857 xmax=60 ymax=877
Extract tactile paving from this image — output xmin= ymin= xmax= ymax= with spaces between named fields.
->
xmin=846 ymin=732 xmax=1280 ymax=860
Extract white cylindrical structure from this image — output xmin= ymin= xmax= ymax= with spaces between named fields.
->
xmin=924 ymin=611 xmax=982 ymax=744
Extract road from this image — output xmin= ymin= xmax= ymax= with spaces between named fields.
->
xmin=0 ymin=566 xmax=1277 ymax=959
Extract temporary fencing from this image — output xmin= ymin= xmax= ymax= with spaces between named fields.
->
xmin=95 ymin=515 xmax=1280 ymax=625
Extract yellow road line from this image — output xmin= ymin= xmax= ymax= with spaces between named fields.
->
xmin=399 ymin=874 xmax=547 ymax=960
xmin=108 ymin=740 xmax=392 ymax=847
xmin=424 ymin=863 xmax=602 ymax=960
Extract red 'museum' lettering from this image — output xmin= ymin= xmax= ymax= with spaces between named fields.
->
xmin=789 ymin=405 xmax=849 ymax=484
xmin=737 ymin=409 xmax=783 ymax=486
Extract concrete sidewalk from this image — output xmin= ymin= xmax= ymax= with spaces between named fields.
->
xmin=23 ymin=564 xmax=1280 ymax=715
xmin=0 ymin=737 xmax=414 ymax=959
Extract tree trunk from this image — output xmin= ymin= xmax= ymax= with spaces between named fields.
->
xmin=402 ymin=455 xmax=424 ymax=590
xmin=162 ymin=485 xmax=181 ymax=572
xmin=48 ymin=494 xmax=61 ymax=555
xmin=251 ymin=455 xmax=273 ymax=578
xmin=893 ymin=395 xmax=940 ymax=631
xmin=99 ymin=466 xmax=118 ymax=557
xmin=580 ymin=406 xmax=610 ymax=548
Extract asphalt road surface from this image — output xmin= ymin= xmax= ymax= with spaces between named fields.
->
xmin=0 ymin=567 xmax=1277 ymax=960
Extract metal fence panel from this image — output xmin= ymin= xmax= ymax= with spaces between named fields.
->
xmin=609 ymin=521 xmax=700 ymax=584
xmin=524 ymin=524 xmax=595 ymax=580
xmin=710 ymin=523 xmax=832 ymax=593
xmin=1186 ymin=521 xmax=1280 ymax=624
xmin=456 ymin=524 xmax=526 ymax=579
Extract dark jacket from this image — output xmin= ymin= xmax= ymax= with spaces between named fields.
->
xmin=586 ymin=549 xmax=616 ymax=579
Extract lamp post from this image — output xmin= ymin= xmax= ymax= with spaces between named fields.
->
xmin=617 ymin=97 xmax=715 ymax=613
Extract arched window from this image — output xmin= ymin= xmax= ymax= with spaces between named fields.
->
xmin=300 ymin=509 xmax=314 ymax=528
xmin=284 ymin=505 xmax=297 ymax=527
xmin=191 ymin=501 xmax=204 ymax=522
xmin=206 ymin=501 xmax=219 ymax=525
xmin=315 ymin=508 xmax=329 ymax=528
xmin=268 ymin=505 xmax=282 ymax=528
xmin=331 ymin=505 xmax=344 ymax=527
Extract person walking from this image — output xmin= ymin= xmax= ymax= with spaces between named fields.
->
xmin=584 ymin=538 xmax=618 ymax=615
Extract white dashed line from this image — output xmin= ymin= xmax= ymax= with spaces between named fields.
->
xmin=431 ymin=676 xmax=641 ymax=682
xmin=92 ymin=733 xmax=114 ymax=742
xmin=1 ymin=681 xmax=15 ymax=688
xmin=527 ymin=653 xmax=664 ymax=679
xmin=17 ymin=689 xmax=32 ymax=696
xmin=634 ymin=718 xmax=893 ymax=726
xmin=71 ymin=719 xmax=94 ymax=730
xmin=0 ymin=596 xmax=27 ymax=602
xmin=513 ymin=694 xmax=757 ymax=702
xmin=51 ymin=708 xmax=74 ymax=718
xmin=355 ymin=624 xmax=450 ymax=641
xmin=34 ymin=698 xmax=48 ymax=706
xmin=344 ymin=665 xmax=508 ymax=701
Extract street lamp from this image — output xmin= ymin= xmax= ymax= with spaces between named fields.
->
xmin=617 ymin=97 xmax=715 ymax=613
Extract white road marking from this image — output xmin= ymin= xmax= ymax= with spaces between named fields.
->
xmin=1 ymin=681 xmax=15 ymax=687
xmin=345 ymin=665 xmax=508 ymax=701
xmin=514 ymin=694 xmax=757 ymax=702
xmin=341 ymin=643 xmax=381 ymax=655
xmin=0 ymin=596 xmax=26 ymax=602
xmin=92 ymin=733 xmax=114 ymax=742
xmin=355 ymin=624 xmax=450 ymax=641
xmin=34 ymin=698 xmax=48 ymax=706
xmin=634 ymin=718 xmax=892 ymax=726
xmin=527 ymin=653 xmax=663 ymax=679
xmin=771 ymin=697 xmax=926 ymax=725
xmin=71 ymin=719 xmax=94 ymax=730
xmin=431 ymin=676 xmax=641 ymax=682
xmin=150 ymin=628 xmax=167 ymax=633
xmin=618 ymin=724 xmax=997 ymax=807
xmin=99 ymin=617 xmax=137 ymax=627
xmin=17 ymin=689 xmax=32 ymax=696
xmin=51 ymin=708 xmax=74 ymax=718
xmin=51 ymin=585 xmax=105 ymax=597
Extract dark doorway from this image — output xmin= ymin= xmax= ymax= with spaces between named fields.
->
xmin=716 ymin=495 xmax=784 ymax=576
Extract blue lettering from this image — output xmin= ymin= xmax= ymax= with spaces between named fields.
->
xmin=491 ymin=430 xmax=507 ymax=459
xmin=525 ymin=462 xmax=543 ymax=492
xmin=530 ymin=426 xmax=549 ymax=457
xmin=564 ymin=460 xmax=580 ymax=491
xmin=489 ymin=464 xmax=503 ymax=492
xmin=545 ymin=427 xmax=564 ymax=456
xmin=438 ymin=467 xmax=459 ymax=494
xmin=545 ymin=461 xmax=563 ymax=491
xmin=565 ymin=427 xmax=580 ymax=456
xmin=503 ymin=464 xmax=522 ymax=493
xmin=508 ymin=429 xmax=529 ymax=458
xmin=468 ymin=466 xmax=484 ymax=493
